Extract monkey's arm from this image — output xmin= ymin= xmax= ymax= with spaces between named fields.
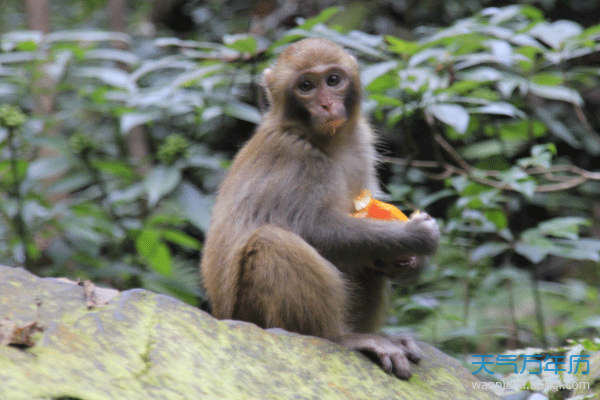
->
xmin=302 ymin=209 xmax=439 ymax=266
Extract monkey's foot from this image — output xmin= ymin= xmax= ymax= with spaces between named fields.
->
xmin=340 ymin=333 xmax=422 ymax=379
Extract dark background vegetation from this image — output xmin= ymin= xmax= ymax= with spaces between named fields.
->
xmin=1 ymin=0 xmax=600 ymax=377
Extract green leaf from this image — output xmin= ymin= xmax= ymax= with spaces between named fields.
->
xmin=161 ymin=229 xmax=202 ymax=250
xmin=548 ymin=245 xmax=599 ymax=262
xmin=459 ymin=67 xmax=503 ymax=82
xmin=76 ymin=66 xmax=134 ymax=91
xmin=108 ymin=184 xmax=145 ymax=204
xmin=386 ymin=36 xmax=419 ymax=55
xmin=368 ymin=94 xmax=403 ymax=107
xmin=471 ymin=242 xmax=510 ymax=262
xmin=1 ymin=159 xmax=28 ymax=182
xmin=176 ymin=182 xmax=213 ymax=233
xmin=361 ymin=60 xmax=398 ymax=86
xmin=559 ymin=238 xmax=600 ymax=253
xmin=223 ymin=34 xmax=257 ymax=53
xmin=409 ymin=48 xmax=447 ymax=67
xmin=514 ymin=238 xmax=553 ymax=263
xmin=484 ymin=39 xmax=513 ymax=65
xmin=46 ymin=30 xmax=131 ymax=44
xmin=520 ymin=5 xmax=544 ymax=21
xmin=582 ymin=23 xmax=600 ymax=38
xmin=120 ymin=112 xmax=160 ymax=134
xmin=417 ymin=189 xmax=455 ymax=209
xmin=28 ymin=157 xmax=70 ymax=180
xmin=85 ymin=48 xmax=139 ymax=66
xmin=531 ymin=73 xmax=563 ymax=86
xmin=530 ymin=83 xmax=583 ymax=106
xmin=535 ymin=108 xmax=580 ymax=148
xmin=517 ymin=144 xmax=556 ymax=168
xmin=16 ymin=40 xmax=37 ymax=51
xmin=537 ymin=217 xmax=589 ymax=240
xmin=169 ymin=65 xmax=222 ymax=89
xmin=366 ymin=74 xmax=399 ymax=92
xmin=532 ymin=143 xmax=556 ymax=156
xmin=448 ymin=175 xmax=469 ymax=194
xmin=489 ymin=120 xmax=546 ymax=140
xmin=144 ymin=166 xmax=182 ymax=208
xmin=511 ymin=180 xmax=537 ymax=199
xmin=461 ymin=140 xmax=504 ymax=159
xmin=444 ymin=80 xmax=485 ymax=94
xmin=94 ymin=160 xmax=136 ymax=180
xmin=529 ymin=20 xmax=582 ymax=50
xmin=65 ymin=224 xmax=105 ymax=245
xmin=0 ymin=52 xmax=36 ymax=64
xmin=224 ymin=102 xmax=262 ymax=125
xmin=472 ymin=103 xmax=525 ymax=118
xmin=136 ymin=229 xmax=172 ymax=275
xmin=426 ymin=104 xmax=469 ymax=134
xmin=47 ymin=172 xmax=93 ymax=195
xmin=488 ymin=5 xmax=521 ymax=25
xmin=1 ymin=31 xmax=42 ymax=51
xmin=297 ymin=7 xmax=340 ymax=30
xmin=485 ymin=209 xmax=508 ymax=230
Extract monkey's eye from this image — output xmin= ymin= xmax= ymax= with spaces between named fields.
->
xmin=298 ymin=80 xmax=313 ymax=93
xmin=326 ymin=73 xmax=342 ymax=87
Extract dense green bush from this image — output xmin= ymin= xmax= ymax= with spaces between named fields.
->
xmin=1 ymin=6 xmax=599 ymax=355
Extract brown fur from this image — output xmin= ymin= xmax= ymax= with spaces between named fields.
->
xmin=200 ymin=38 xmax=439 ymax=378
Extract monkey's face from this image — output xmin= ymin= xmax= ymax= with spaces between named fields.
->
xmin=291 ymin=64 xmax=351 ymax=136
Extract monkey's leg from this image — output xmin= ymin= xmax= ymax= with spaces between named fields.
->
xmin=350 ymin=267 xmax=388 ymax=333
xmin=346 ymin=269 xmax=423 ymax=379
xmin=232 ymin=225 xmax=348 ymax=341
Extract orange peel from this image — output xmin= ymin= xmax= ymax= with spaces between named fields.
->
xmin=352 ymin=189 xmax=409 ymax=221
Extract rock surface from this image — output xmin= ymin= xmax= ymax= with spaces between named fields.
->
xmin=0 ymin=265 xmax=500 ymax=400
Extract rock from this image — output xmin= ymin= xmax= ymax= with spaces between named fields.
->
xmin=0 ymin=265 xmax=500 ymax=399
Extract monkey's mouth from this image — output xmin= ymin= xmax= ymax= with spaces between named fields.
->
xmin=318 ymin=117 xmax=346 ymax=135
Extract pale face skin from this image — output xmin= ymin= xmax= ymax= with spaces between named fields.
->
xmin=292 ymin=64 xmax=350 ymax=135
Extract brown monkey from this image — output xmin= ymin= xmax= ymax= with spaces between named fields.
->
xmin=200 ymin=38 xmax=440 ymax=379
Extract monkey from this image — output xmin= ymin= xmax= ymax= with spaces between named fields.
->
xmin=200 ymin=38 xmax=440 ymax=379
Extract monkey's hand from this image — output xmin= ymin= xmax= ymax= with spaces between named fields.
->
xmin=340 ymin=333 xmax=422 ymax=379
xmin=367 ymin=212 xmax=438 ymax=278
xmin=402 ymin=212 xmax=440 ymax=255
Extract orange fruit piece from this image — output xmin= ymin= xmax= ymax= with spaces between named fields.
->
xmin=352 ymin=190 xmax=408 ymax=221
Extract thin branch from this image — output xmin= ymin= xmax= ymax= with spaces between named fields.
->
xmin=573 ymin=104 xmax=600 ymax=146
xmin=379 ymin=156 xmax=441 ymax=169
xmin=381 ymin=151 xmax=600 ymax=193
xmin=433 ymin=133 xmax=473 ymax=172
xmin=536 ymin=176 xmax=588 ymax=192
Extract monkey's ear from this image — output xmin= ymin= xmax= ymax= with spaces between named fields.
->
xmin=262 ymin=68 xmax=273 ymax=91
xmin=260 ymin=67 xmax=274 ymax=111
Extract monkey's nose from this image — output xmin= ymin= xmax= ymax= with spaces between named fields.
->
xmin=321 ymin=104 xmax=330 ymax=111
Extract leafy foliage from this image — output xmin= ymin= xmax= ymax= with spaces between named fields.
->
xmin=1 ymin=6 xmax=599 ymax=356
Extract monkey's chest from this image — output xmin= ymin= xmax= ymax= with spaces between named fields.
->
xmin=334 ymin=152 xmax=371 ymax=203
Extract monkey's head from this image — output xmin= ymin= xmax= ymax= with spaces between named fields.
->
xmin=263 ymin=38 xmax=362 ymax=137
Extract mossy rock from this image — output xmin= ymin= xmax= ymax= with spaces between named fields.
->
xmin=0 ymin=265 xmax=500 ymax=400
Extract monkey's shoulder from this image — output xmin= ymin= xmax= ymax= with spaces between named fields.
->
xmin=232 ymin=127 xmax=331 ymax=171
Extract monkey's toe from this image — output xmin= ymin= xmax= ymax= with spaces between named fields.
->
xmin=341 ymin=333 xmax=418 ymax=379
xmin=390 ymin=334 xmax=423 ymax=363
